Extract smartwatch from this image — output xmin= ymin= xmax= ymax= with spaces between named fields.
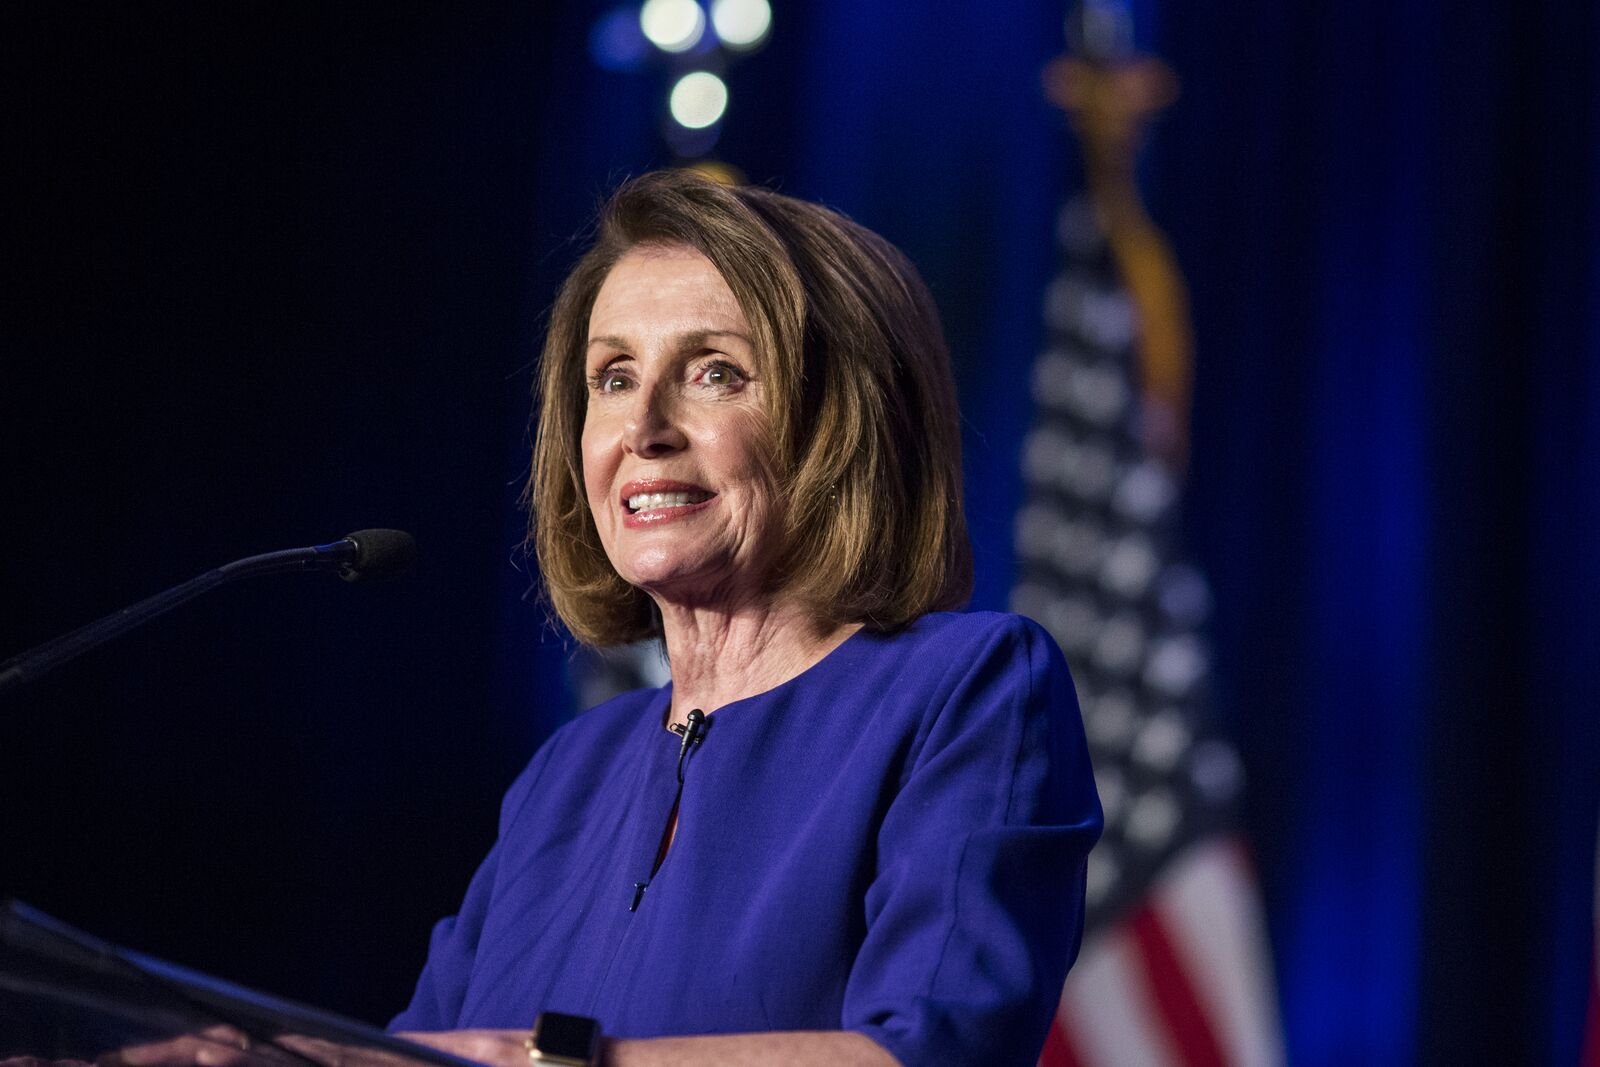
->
xmin=526 ymin=1012 xmax=602 ymax=1067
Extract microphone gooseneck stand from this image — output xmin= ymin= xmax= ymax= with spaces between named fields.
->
xmin=0 ymin=529 xmax=415 ymax=697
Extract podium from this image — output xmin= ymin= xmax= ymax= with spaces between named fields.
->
xmin=0 ymin=901 xmax=475 ymax=1065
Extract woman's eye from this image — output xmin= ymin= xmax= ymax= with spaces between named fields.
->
xmin=590 ymin=369 xmax=631 ymax=393
xmin=700 ymin=361 xmax=745 ymax=387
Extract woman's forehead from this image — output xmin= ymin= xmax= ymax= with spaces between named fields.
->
xmin=587 ymin=245 xmax=751 ymax=346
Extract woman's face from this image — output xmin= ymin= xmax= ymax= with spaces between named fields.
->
xmin=581 ymin=245 xmax=777 ymax=608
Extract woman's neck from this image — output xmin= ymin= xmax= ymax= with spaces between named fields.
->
xmin=655 ymin=599 xmax=859 ymax=729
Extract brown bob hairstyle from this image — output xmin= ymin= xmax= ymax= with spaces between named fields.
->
xmin=529 ymin=169 xmax=972 ymax=647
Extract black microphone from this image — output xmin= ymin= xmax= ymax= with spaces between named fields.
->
xmin=0 ymin=529 xmax=417 ymax=697
xmin=671 ymin=707 xmax=708 ymax=783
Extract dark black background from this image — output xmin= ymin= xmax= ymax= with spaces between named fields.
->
xmin=3 ymin=6 xmax=561 ymax=1020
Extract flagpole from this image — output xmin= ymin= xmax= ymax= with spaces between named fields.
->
xmin=1044 ymin=46 xmax=1193 ymax=473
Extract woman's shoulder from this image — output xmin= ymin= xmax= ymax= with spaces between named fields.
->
xmin=831 ymin=610 xmax=1068 ymax=721
xmin=870 ymin=609 xmax=1057 ymax=660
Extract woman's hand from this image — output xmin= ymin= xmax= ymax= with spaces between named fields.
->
xmin=401 ymin=1029 xmax=898 ymax=1067
xmin=97 ymin=1026 xmax=299 ymax=1067
xmin=390 ymin=1032 xmax=516 ymax=1067
xmin=90 ymin=1024 xmax=898 ymax=1067
xmin=96 ymin=1027 xmax=437 ymax=1067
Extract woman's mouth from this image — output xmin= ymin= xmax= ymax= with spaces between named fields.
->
xmin=620 ymin=483 xmax=718 ymax=527
xmin=626 ymin=490 xmax=714 ymax=513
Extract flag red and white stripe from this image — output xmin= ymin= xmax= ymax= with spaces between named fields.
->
xmin=1042 ymin=838 xmax=1283 ymax=1067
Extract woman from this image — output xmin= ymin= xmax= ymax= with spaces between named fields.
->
xmin=394 ymin=171 xmax=1102 ymax=1067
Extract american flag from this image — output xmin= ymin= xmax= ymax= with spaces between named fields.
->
xmin=1013 ymin=194 xmax=1284 ymax=1066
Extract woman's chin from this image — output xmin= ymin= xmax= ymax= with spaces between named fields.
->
xmin=621 ymin=559 xmax=710 ymax=593
xmin=620 ymin=557 xmax=749 ymax=607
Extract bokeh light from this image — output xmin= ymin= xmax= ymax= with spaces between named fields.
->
xmin=640 ymin=0 xmax=706 ymax=54
xmin=709 ymin=0 xmax=771 ymax=51
xmin=669 ymin=71 xmax=728 ymax=129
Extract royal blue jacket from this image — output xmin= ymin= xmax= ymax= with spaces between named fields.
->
xmin=390 ymin=612 xmax=1102 ymax=1066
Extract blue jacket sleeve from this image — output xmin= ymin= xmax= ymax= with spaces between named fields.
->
xmin=843 ymin=616 xmax=1103 ymax=1066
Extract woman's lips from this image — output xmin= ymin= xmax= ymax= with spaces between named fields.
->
xmin=618 ymin=480 xmax=717 ymax=528
xmin=623 ymin=495 xmax=717 ymax=528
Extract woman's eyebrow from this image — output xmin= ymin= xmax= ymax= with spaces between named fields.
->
xmin=586 ymin=329 xmax=753 ymax=351
xmin=680 ymin=328 xmax=753 ymax=348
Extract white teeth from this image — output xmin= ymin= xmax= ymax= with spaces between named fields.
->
xmin=627 ymin=491 xmax=710 ymax=511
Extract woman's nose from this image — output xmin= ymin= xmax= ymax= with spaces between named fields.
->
xmin=622 ymin=383 xmax=688 ymax=458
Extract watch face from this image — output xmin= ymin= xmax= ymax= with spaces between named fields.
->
xmin=535 ymin=1012 xmax=599 ymax=1061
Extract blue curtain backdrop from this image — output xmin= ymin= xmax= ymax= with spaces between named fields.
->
xmin=3 ymin=3 xmax=1595 ymax=1064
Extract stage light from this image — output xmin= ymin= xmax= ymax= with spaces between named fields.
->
xmin=640 ymin=0 xmax=706 ymax=54
xmin=710 ymin=0 xmax=771 ymax=50
xmin=669 ymin=71 xmax=728 ymax=129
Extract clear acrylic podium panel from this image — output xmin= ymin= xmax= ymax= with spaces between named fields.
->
xmin=0 ymin=901 xmax=476 ymax=1067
